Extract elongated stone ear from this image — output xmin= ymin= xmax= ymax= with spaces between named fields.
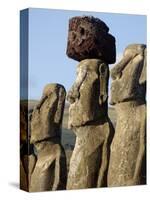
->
xmin=54 ymin=86 xmax=66 ymax=124
xmin=139 ymin=48 xmax=146 ymax=85
xmin=99 ymin=63 xmax=109 ymax=105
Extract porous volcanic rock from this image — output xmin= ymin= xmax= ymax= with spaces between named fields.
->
xmin=66 ymin=16 xmax=116 ymax=64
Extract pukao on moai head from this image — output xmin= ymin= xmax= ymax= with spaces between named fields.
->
xmin=30 ymin=83 xmax=66 ymax=143
xmin=110 ymin=44 xmax=146 ymax=105
xmin=66 ymin=16 xmax=116 ymax=64
xmin=67 ymin=59 xmax=109 ymax=128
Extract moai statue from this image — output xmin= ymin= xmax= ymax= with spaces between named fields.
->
xmin=66 ymin=16 xmax=116 ymax=189
xmin=29 ymin=83 xmax=67 ymax=192
xmin=108 ymin=44 xmax=146 ymax=186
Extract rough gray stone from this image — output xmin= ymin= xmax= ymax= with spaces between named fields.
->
xmin=30 ymin=83 xmax=66 ymax=143
xmin=66 ymin=59 xmax=114 ymax=189
xmin=108 ymin=44 xmax=146 ymax=186
xmin=110 ymin=44 xmax=146 ymax=104
xmin=29 ymin=141 xmax=67 ymax=192
xmin=67 ymin=59 xmax=109 ymax=128
xmin=29 ymin=84 xmax=67 ymax=192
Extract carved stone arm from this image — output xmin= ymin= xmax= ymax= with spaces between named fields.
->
xmin=99 ymin=63 xmax=109 ymax=104
xmin=52 ymin=148 xmax=61 ymax=190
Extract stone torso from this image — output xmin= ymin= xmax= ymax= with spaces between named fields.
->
xmin=108 ymin=44 xmax=146 ymax=186
xmin=29 ymin=142 xmax=67 ymax=192
xmin=108 ymin=101 xmax=146 ymax=186
xmin=66 ymin=59 xmax=114 ymax=189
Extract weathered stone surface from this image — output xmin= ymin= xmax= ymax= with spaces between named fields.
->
xmin=29 ymin=141 xmax=67 ymax=192
xmin=20 ymin=103 xmax=36 ymax=191
xmin=67 ymin=59 xmax=109 ymax=128
xmin=110 ymin=44 xmax=146 ymax=104
xmin=20 ymin=159 xmax=28 ymax=190
xmin=29 ymin=83 xmax=67 ymax=192
xmin=108 ymin=44 xmax=146 ymax=186
xmin=66 ymin=59 xmax=114 ymax=189
xmin=30 ymin=83 xmax=66 ymax=143
xmin=20 ymin=153 xmax=37 ymax=190
xmin=66 ymin=16 xmax=116 ymax=64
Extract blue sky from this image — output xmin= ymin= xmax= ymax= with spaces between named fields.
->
xmin=24 ymin=8 xmax=146 ymax=100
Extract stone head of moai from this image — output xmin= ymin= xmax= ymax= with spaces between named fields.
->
xmin=67 ymin=59 xmax=109 ymax=128
xmin=30 ymin=83 xmax=66 ymax=143
xmin=66 ymin=16 xmax=116 ymax=64
xmin=110 ymin=44 xmax=146 ymax=105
